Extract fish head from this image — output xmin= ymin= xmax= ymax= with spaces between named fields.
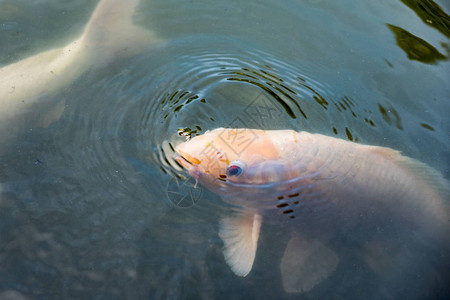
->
xmin=175 ymin=128 xmax=302 ymax=194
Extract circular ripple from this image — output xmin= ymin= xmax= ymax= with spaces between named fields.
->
xmin=51 ymin=35 xmax=380 ymax=208
xmin=126 ymin=37 xmax=377 ymax=177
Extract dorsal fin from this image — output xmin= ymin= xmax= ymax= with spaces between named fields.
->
xmin=218 ymin=212 xmax=262 ymax=276
xmin=396 ymin=156 xmax=449 ymax=200
xmin=366 ymin=145 xmax=450 ymax=245
xmin=367 ymin=145 xmax=450 ymax=201
xmin=81 ymin=0 xmax=157 ymax=55
xmin=86 ymin=0 xmax=143 ymax=31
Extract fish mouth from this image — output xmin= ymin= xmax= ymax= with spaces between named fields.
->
xmin=176 ymin=154 xmax=192 ymax=169
xmin=175 ymin=149 xmax=201 ymax=169
xmin=175 ymin=150 xmax=203 ymax=179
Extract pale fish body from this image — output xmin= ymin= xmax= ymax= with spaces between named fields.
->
xmin=0 ymin=0 xmax=158 ymax=136
xmin=175 ymin=128 xmax=450 ymax=292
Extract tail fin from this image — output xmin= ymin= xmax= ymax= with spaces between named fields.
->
xmin=0 ymin=0 xmax=157 ymax=114
xmin=0 ymin=0 xmax=158 ymax=151
xmin=82 ymin=0 xmax=158 ymax=59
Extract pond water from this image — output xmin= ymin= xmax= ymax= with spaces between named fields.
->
xmin=0 ymin=0 xmax=449 ymax=299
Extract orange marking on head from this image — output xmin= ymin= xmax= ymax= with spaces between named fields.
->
xmin=178 ymin=149 xmax=201 ymax=165
xmin=219 ymin=158 xmax=230 ymax=165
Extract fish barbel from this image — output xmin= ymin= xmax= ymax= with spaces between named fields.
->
xmin=174 ymin=128 xmax=449 ymax=291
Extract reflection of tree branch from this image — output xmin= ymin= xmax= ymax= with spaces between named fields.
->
xmin=387 ymin=24 xmax=447 ymax=64
xmin=400 ymin=0 xmax=450 ymax=38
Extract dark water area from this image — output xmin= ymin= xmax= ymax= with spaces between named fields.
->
xmin=0 ymin=0 xmax=449 ymax=299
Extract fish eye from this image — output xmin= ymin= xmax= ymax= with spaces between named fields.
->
xmin=226 ymin=160 xmax=245 ymax=177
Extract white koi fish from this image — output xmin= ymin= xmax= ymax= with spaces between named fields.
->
xmin=0 ymin=0 xmax=157 ymax=130
xmin=175 ymin=128 xmax=449 ymax=292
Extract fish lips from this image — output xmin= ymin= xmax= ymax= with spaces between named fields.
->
xmin=175 ymin=150 xmax=202 ymax=178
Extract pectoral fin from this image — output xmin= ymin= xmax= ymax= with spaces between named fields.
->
xmin=280 ymin=236 xmax=338 ymax=293
xmin=218 ymin=212 xmax=262 ymax=276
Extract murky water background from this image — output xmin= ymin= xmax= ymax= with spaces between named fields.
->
xmin=0 ymin=0 xmax=449 ymax=299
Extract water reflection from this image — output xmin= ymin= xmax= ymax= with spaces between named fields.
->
xmin=400 ymin=0 xmax=450 ymax=38
xmin=378 ymin=103 xmax=404 ymax=130
xmin=387 ymin=24 xmax=447 ymax=63
xmin=420 ymin=122 xmax=435 ymax=131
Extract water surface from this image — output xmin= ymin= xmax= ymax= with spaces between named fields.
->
xmin=0 ymin=0 xmax=449 ymax=299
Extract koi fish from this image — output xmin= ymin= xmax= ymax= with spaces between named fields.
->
xmin=0 ymin=0 xmax=158 ymax=137
xmin=175 ymin=127 xmax=449 ymax=292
